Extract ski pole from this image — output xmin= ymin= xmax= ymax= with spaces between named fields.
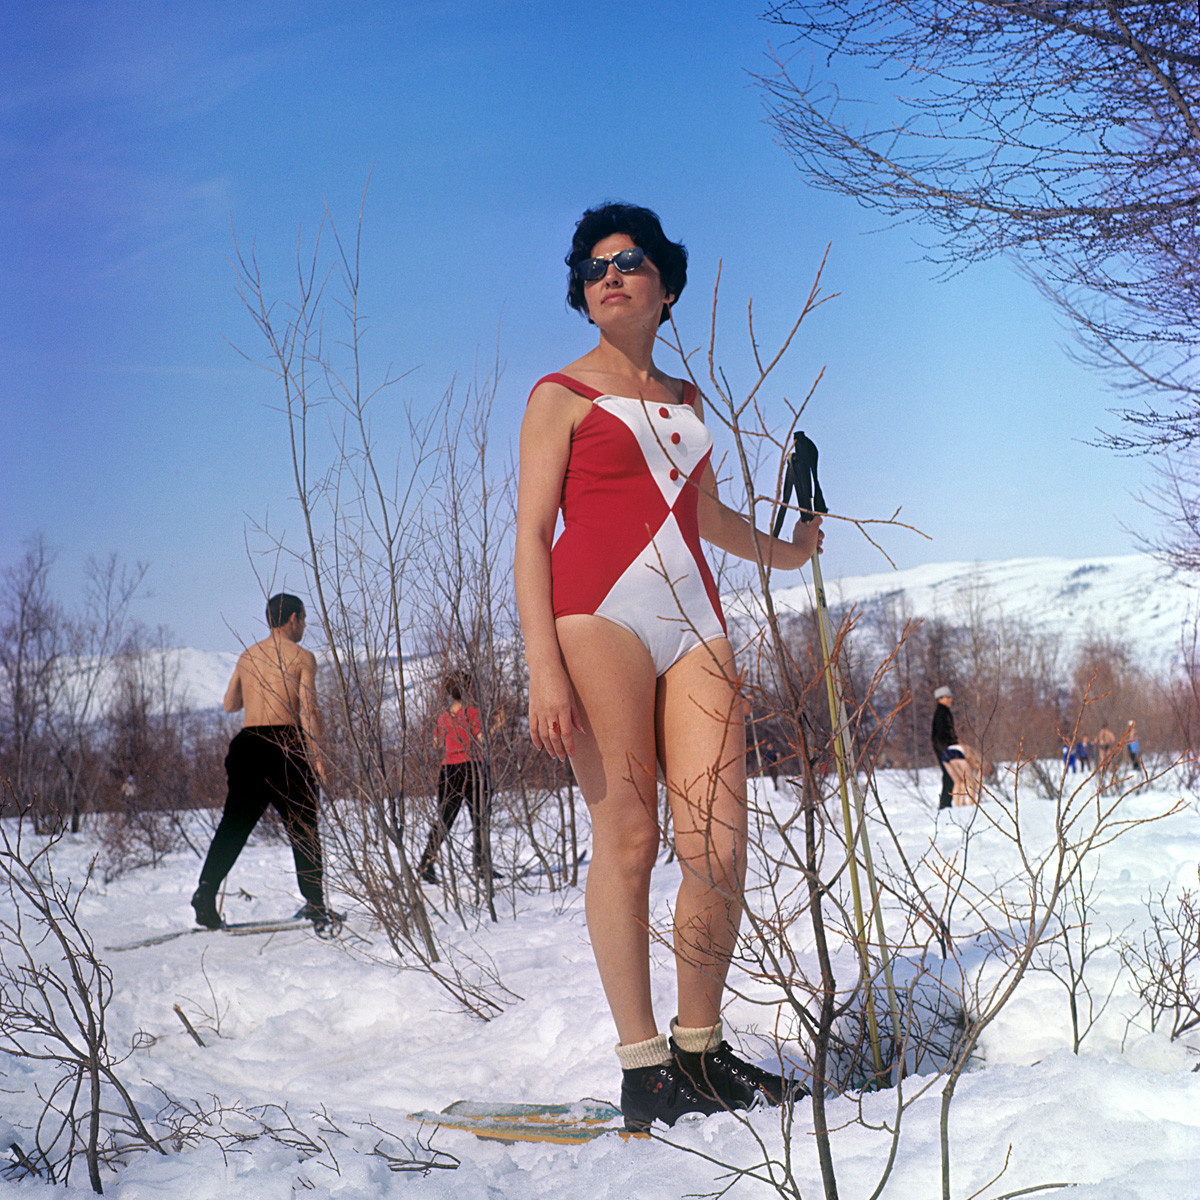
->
xmin=774 ymin=432 xmax=902 ymax=1084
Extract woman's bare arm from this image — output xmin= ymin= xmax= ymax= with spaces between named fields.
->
xmin=696 ymin=461 xmax=823 ymax=570
xmin=514 ymin=383 xmax=586 ymax=758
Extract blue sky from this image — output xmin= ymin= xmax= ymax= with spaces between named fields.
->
xmin=2 ymin=1 xmax=1152 ymax=651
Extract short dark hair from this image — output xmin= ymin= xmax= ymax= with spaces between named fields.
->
xmin=266 ymin=593 xmax=305 ymax=628
xmin=566 ymin=202 xmax=687 ymax=327
xmin=444 ymin=669 xmax=474 ymax=701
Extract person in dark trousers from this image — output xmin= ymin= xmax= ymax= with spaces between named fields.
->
xmin=1126 ymin=720 xmax=1146 ymax=776
xmin=1062 ymin=740 xmax=1078 ymax=773
xmin=1076 ymin=736 xmax=1091 ymax=771
xmin=418 ymin=672 xmax=495 ymax=885
xmin=191 ymin=594 xmax=339 ymax=932
xmin=931 ymin=686 xmax=958 ymax=810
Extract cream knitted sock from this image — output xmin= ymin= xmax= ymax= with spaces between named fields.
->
xmin=615 ymin=1033 xmax=672 ymax=1071
xmin=670 ymin=1016 xmax=723 ymax=1054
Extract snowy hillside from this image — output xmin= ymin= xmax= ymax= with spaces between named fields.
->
xmin=154 ymin=556 xmax=1193 ymax=711
xmin=765 ymin=554 xmax=1196 ymax=674
xmin=166 ymin=647 xmax=241 ymax=709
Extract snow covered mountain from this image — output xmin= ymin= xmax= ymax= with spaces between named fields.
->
xmin=765 ymin=554 xmax=1196 ymax=674
xmin=159 ymin=556 xmax=1193 ymax=712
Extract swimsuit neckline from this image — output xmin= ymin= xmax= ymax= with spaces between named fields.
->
xmin=596 ymin=392 xmax=693 ymax=407
xmin=536 ymin=371 xmax=696 ymax=408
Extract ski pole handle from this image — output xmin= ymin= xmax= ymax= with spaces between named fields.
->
xmin=772 ymin=430 xmax=827 ymax=538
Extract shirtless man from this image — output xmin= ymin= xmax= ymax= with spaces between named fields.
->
xmin=1095 ymin=722 xmax=1118 ymax=788
xmin=191 ymin=594 xmax=337 ymax=931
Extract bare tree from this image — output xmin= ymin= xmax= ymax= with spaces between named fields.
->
xmin=1136 ymin=453 xmax=1200 ymax=572
xmin=0 ymin=541 xmax=158 ymax=835
xmin=44 ymin=555 xmax=149 ymax=833
xmin=99 ymin=626 xmax=226 ymax=877
xmin=0 ymin=537 xmax=63 ymax=826
xmin=758 ymin=1 xmax=1200 ymax=557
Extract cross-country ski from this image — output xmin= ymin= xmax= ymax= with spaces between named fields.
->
xmin=407 ymin=1100 xmax=638 ymax=1145
xmin=105 ymin=916 xmax=335 ymax=952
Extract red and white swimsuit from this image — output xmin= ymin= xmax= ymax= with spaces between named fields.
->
xmin=535 ymin=372 xmax=728 ymax=676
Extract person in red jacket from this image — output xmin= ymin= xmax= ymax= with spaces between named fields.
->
xmin=418 ymin=672 xmax=493 ymax=885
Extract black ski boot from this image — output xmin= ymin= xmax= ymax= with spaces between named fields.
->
xmin=672 ymin=1038 xmax=808 ymax=1108
xmin=190 ymin=885 xmax=223 ymax=930
xmin=620 ymin=1061 xmax=729 ymax=1132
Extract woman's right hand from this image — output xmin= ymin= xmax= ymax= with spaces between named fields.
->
xmin=528 ymin=667 xmax=582 ymax=761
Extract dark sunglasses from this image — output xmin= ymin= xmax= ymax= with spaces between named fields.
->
xmin=573 ymin=246 xmax=646 ymax=282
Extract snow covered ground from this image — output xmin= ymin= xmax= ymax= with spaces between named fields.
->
xmin=3 ymin=763 xmax=1198 ymax=1199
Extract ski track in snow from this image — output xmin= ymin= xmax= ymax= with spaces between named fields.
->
xmin=3 ymin=767 xmax=1198 ymax=1199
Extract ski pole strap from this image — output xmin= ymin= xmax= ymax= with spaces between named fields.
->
xmin=772 ymin=431 xmax=827 ymax=538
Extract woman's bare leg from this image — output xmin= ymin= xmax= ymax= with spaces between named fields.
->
xmin=964 ymin=748 xmax=982 ymax=804
xmin=948 ymin=758 xmax=970 ymax=806
xmin=556 ymin=615 xmax=662 ymax=1046
xmin=656 ymin=639 xmax=747 ymax=1030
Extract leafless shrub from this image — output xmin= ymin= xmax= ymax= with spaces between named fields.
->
xmin=0 ymin=789 xmax=165 ymax=1192
xmin=153 ymin=1094 xmax=459 ymax=1178
xmin=653 ymin=253 xmax=918 ymax=1199
xmin=1121 ymin=880 xmax=1200 ymax=1053
xmin=918 ymin=757 xmax=1182 ymax=1198
xmin=1038 ymin=859 xmax=1126 ymax=1055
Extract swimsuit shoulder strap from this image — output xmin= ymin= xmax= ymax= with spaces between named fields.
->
xmin=530 ymin=372 xmax=604 ymax=402
xmin=529 ymin=373 xmax=698 ymax=406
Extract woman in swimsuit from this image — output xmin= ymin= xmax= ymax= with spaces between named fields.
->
xmin=515 ymin=203 xmax=823 ymax=1132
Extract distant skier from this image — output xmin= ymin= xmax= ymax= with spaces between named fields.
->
xmin=1062 ymin=740 xmax=1078 ymax=773
xmin=931 ymin=687 xmax=957 ymax=809
xmin=191 ymin=594 xmax=339 ymax=932
xmin=760 ymin=737 xmax=781 ymax=790
xmin=1096 ymin=722 xmax=1118 ymax=786
xmin=418 ymin=671 xmax=496 ymax=886
xmin=1076 ymin=736 xmax=1091 ymax=771
xmin=931 ymin=686 xmax=981 ymax=807
xmin=1126 ymin=720 xmax=1146 ymax=777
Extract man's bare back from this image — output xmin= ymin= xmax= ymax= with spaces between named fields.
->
xmin=191 ymin=594 xmax=335 ymax=932
xmin=223 ymin=607 xmax=326 ymax=781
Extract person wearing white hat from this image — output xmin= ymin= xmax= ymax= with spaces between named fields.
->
xmin=931 ymin=686 xmax=957 ymax=809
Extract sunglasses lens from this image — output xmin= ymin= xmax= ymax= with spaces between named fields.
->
xmin=576 ymin=257 xmax=607 ymax=281
xmin=614 ymin=247 xmax=644 ymax=273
